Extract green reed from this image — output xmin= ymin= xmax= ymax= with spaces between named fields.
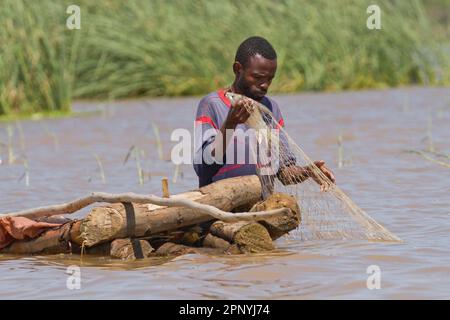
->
xmin=0 ymin=0 xmax=448 ymax=116
xmin=6 ymin=125 xmax=16 ymax=164
xmin=93 ymin=153 xmax=106 ymax=184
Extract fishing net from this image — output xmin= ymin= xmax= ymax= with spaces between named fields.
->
xmin=225 ymin=92 xmax=401 ymax=242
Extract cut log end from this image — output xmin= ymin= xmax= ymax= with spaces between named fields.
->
xmin=234 ymin=223 xmax=275 ymax=253
xmin=210 ymin=221 xmax=275 ymax=253
xmin=250 ymin=193 xmax=301 ymax=240
xmin=80 ymin=206 xmax=124 ymax=247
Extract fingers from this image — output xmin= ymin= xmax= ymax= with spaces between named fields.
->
xmin=322 ymin=165 xmax=336 ymax=184
xmin=314 ymin=160 xmax=325 ymax=167
xmin=311 ymin=174 xmax=322 ymax=186
xmin=310 ymin=160 xmax=336 ymax=192
xmin=313 ymin=160 xmax=336 ymax=184
xmin=319 ymin=181 xmax=332 ymax=192
xmin=232 ymin=98 xmax=253 ymax=123
xmin=319 ymin=182 xmax=330 ymax=192
xmin=235 ymin=106 xmax=251 ymax=122
xmin=239 ymin=99 xmax=255 ymax=114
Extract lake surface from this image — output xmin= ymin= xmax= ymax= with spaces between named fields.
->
xmin=0 ymin=87 xmax=449 ymax=299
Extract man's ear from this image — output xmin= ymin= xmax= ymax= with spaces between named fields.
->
xmin=232 ymin=61 xmax=243 ymax=76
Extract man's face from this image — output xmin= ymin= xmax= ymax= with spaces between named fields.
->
xmin=234 ymin=54 xmax=277 ymax=101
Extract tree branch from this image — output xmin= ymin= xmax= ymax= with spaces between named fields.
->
xmin=1 ymin=192 xmax=290 ymax=222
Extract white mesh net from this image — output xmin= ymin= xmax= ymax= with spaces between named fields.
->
xmin=226 ymin=92 xmax=401 ymax=242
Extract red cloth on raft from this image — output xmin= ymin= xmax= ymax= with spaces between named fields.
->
xmin=0 ymin=217 xmax=61 ymax=250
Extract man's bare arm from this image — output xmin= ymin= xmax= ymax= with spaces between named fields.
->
xmin=277 ymin=160 xmax=336 ymax=191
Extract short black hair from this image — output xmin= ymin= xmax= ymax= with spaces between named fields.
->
xmin=235 ymin=36 xmax=277 ymax=67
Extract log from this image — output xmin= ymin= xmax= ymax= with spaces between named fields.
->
xmin=80 ymin=175 xmax=263 ymax=247
xmin=225 ymin=244 xmax=242 ymax=255
xmin=1 ymin=176 xmax=263 ymax=254
xmin=155 ymin=242 xmax=197 ymax=256
xmin=250 ymin=193 xmax=301 ymax=240
xmin=179 ymin=226 xmax=203 ymax=246
xmin=202 ymin=234 xmax=241 ymax=255
xmin=202 ymin=233 xmax=231 ymax=250
xmin=110 ymin=238 xmax=154 ymax=260
xmin=1 ymin=177 xmax=301 ymax=256
xmin=1 ymin=221 xmax=81 ymax=254
xmin=209 ymin=221 xmax=275 ymax=253
xmin=155 ymin=242 xmax=224 ymax=257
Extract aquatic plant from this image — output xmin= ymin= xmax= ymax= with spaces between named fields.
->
xmin=0 ymin=0 xmax=448 ymax=116
xmin=93 ymin=153 xmax=106 ymax=184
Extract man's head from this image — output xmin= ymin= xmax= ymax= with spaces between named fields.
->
xmin=233 ymin=36 xmax=277 ymax=101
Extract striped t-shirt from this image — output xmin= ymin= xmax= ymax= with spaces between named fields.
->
xmin=193 ymin=89 xmax=287 ymax=188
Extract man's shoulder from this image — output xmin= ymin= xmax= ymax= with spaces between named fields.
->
xmin=199 ymin=91 xmax=222 ymax=106
xmin=263 ymin=95 xmax=279 ymax=106
xmin=261 ymin=95 xmax=281 ymax=112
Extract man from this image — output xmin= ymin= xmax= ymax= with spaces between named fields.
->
xmin=194 ymin=36 xmax=335 ymax=193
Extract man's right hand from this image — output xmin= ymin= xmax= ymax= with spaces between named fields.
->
xmin=213 ymin=96 xmax=255 ymax=160
xmin=224 ymin=97 xmax=254 ymax=128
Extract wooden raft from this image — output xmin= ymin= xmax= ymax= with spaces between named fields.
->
xmin=1 ymin=176 xmax=301 ymax=260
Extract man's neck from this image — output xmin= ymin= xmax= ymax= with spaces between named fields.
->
xmin=229 ymin=83 xmax=244 ymax=95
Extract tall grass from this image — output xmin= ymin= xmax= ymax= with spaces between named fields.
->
xmin=0 ymin=0 xmax=449 ymax=115
xmin=0 ymin=1 xmax=78 ymax=116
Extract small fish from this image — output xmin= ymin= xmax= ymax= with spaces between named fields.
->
xmin=224 ymin=91 xmax=245 ymax=105
xmin=225 ymin=92 xmax=271 ymax=115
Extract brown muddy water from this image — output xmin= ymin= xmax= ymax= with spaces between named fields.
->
xmin=0 ymin=87 xmax=449 ymax=299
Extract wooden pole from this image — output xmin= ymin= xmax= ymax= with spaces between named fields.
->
xmin=161 ymin=177 xmax=170 ymax=198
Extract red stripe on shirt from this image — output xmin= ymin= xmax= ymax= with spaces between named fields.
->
xmin=217 ymin=89 xmax=232 ymax=108
xmin=215 ymin=164 xmax=243 ymax=175
xmin=195 ymin=116 xmax=218 ymax=129
xmin=278 ymin=118 xmax=285 ymax=127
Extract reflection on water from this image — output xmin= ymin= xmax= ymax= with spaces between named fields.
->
xmin=1 ymin=87 xmax=449 ymax=299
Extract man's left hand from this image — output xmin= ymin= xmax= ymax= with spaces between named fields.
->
xmin=307 ymin=160 xmax=336 ymax=192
